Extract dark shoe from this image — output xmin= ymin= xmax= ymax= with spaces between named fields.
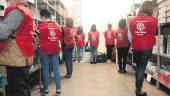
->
xmin=136 ymin=91 xmax=147 ymax=96
xmin=64 ymin=74 xmax=71 ymax=78
xmin=56 ymin=90 xmax=61 ymax=96
xmin=118 ymin=70 xmax=122 ymax=73
xmin=122 ymin=70 xmax=127 ymax=73
xmin=90 ymin=62 xmax=93 ymax=64
xmin=94 ymin=62 xmax=97 ymax=64
xmin=42 ymin=90 xmax=49 ymax=96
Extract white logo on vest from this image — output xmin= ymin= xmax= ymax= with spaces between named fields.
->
xmin=48 ymin=29 xmax=57 ymax=41
xmin=118 ymin=32 xmax=123 ymax=40
xmin=135 ymin=22 xmax=146 ymax=36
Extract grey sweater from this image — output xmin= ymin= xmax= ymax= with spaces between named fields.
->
xmin=0 ymin=9 xmax=23 ymax=40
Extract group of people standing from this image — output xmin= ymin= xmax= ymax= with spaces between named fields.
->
xmin=0 ymin=0 xmax=157 ymax=96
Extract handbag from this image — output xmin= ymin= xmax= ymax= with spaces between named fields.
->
xmin=85 ymin=40 xmax=90 ymax=52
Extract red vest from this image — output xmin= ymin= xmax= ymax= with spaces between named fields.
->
xmin=116 ymin=28 xmax=129 ymax=48
xmin=0 ymin=3 xmax=35 ymax=57
xmin=104 ymin=29 xmax=115 ymax=45
xmin=63 ymin=26 xmax=74 ymax=46
xmin=88 ymin=31 xmax=100 ymax=46
xmin=129 ymin=16 xmax=158 ymax=50
xmin=38 ymin=21 xmax=61 ymax=55
xmin=74 ymin=33 xmax=85 ymax=46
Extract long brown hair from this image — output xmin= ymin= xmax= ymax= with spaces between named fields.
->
xmin=77 ymin=26 xmax=83 ymax=35
xmin=90 ymin=24 xmax=96 ymax=32
xmin=118 ymin=19 xmax=126 ymax=29
xmin=138 ymin=1 xmax=154 ymax=16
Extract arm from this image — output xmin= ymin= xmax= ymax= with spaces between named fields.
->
xmin=0 ymin=9 xmax=23 ymax=40
xmin=128 ymin=25 xmax=132 ymax=44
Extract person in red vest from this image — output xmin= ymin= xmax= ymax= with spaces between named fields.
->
xmin=62 ymin=17 xmax=74 ymax=78
xmin=38 ymin=9 xmax=62 ymax=96
xmin=128 ymin=1 xmax=158 ymax=96
xmin=115 ymin=19 xmax=129 ymax=73
xmin=0 ymin=0 xmax=35 ymax=95
xmin=88 ymin=24 xmax=100 ymax=64
xmin=74 ymin=26 xmax=85 ymax=63
xmin=104 ymin=23 xmax=115 ymax=64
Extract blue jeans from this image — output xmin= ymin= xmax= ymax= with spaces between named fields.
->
xmin=90 ymin=46 xmax=98 ymax=63
xmin=76 ymin=46 xmax=84 ymax=61
xmin=40 ymin=52 xmax=61 ymax=91
xmin=63 ymin=45 xmax=74 ymax=75
xmin=133 ymin=49 xmax=152 ymax=92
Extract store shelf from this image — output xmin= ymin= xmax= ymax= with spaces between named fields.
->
xmin=159 ymin=80 xmax=170 ymax=89
xmin=160 ymin=53 xmax=170 ymax=58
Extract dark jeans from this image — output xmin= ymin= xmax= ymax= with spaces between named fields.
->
xmin=117 ymin=47 xmax=129 ymax=71
xmin=133 ymin=49 xmax=152 ymax=92
xmin=106 ymin=45 xmax=114 ymax=59
xmin=6 ymin=66 xmax=31 ymax=96
xmin=63 ymin=45 xmax=74 ymax=75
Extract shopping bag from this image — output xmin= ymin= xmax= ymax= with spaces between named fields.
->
xmin=85 ymin=40 xmax=90 ymax=52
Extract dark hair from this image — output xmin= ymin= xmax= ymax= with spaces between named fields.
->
xmin=40 ymin=9 xmax=51 ymax=19
xmin=118 ymin=19 xmax=126 ymax=28
xmin=77 ymin=26 xmax=83 ymax=35
xmin=66 ymin=17 xmax=74 ymax=28
xmin=108 ymin=23 xmax=112 ymax=29
xmin=138 ymin=1 xmax=154 ymax=16
xmin=90 ymin=24 xmax=96 ymax=32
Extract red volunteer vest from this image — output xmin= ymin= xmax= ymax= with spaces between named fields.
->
xmin=0 ymin=3 xmax=35 ymax=56
xmin=104 ymin=29 xmax=115 ymax=45
xmin=63 ymin=26 xmax=74 ymax=46
xmin=129 ymin=16 xmax=158 ymax=50
xmin=116 ymin=28 xmax=129 ymax=48
xmin=88 ymin=31 xmax=100 ymax=46
xmin=38 ymin=21 xmax=61 ymax=55
xmin=74 ymin=33 xmax=85 ymax=46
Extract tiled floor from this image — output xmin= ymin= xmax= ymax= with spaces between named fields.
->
xmin=31 ymin=62 xmax=168 ymax=96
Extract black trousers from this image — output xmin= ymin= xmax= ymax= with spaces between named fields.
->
xmin=117 ymin=47 xmax=129 ymax=71
xmin=106 ymin=45 xmax=114 ymax=59
xmin=133 ymin=49 xmax=152 ymax=92
xmin=6 ymin=66 xmax=31 ymax=96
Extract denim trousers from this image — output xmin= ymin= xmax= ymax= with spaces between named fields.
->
xmin=76 ymin=46 xmax=84 ymax=61
xmin=40 ymin=52 xmax=61 ymax=91
xmin=63 ymin=45 xmax=74 ymax=75
xmin=133 ymin=49 xmax=152 ymax=92
xmin=90 ymin=46 xmax=98 ymax=63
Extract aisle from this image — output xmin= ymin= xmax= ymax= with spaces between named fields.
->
xmin=32 ymin=63 xmax=167 ymax=96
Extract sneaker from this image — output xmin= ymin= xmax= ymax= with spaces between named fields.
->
xmin=118 ymin=70 xmax=122 ymax=73
xmin=42 ymin=90 xmax=49 ymax=96
xmin=56 ymin=90 xmax=61 ymax=96
xmin=122 ymin=70 xmax=127 ymax=73
xmin=136 ymin=91 xmax=147 ymax=96
xmin=64 ymin=74 xmax=71 ymax=78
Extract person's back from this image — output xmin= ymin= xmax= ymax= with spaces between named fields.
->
xmin=0 ymin=0 xmax=35 ymax=96
xmin=129 ymin=16 xmax=157 ymax=50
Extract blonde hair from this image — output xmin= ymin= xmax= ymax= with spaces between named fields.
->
xmin=138 ymin=1 xmax=154 ymax=16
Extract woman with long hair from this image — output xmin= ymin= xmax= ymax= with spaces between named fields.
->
xmin=128 ymin=1 xmax=158 ymax=96
xmin=74 ymin=26 xmax=85 ymax=63
xmin=88 ymin=24 xmax=100 ymax=64
xmin=116 ymin=19 xmax=129 ymax=73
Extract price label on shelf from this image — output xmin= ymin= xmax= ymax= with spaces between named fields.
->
xmin=147 ymin=74 xmax=152 ymax=83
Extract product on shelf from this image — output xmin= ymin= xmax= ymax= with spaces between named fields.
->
xmin=160 ymin=70 xmax=170 ymax=87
